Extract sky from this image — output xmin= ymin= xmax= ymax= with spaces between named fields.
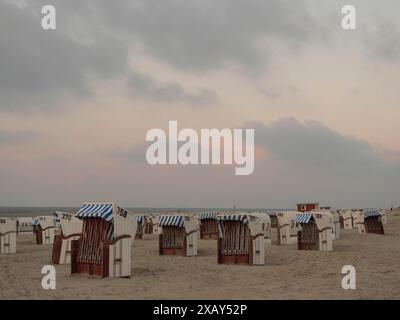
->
xmin=0 ymin=0 xmax=399 ymax=208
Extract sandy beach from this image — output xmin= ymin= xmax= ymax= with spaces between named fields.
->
xmin=1 ymin=213 xmax=399 ymax=300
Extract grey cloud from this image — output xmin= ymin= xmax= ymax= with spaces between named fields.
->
xmin=99 ymin=0 xmax=316 ymax=70
xmin=109 ymin=144 xmax=147 ymax=163
xmin=365 ymin=22 xmax=400 ymax=61
xmin=0 ymin=0 xmax=128 ymax=111
xmin=3 ymin=0 xmax=398 ymax=112
xmin=324 ymin=0 xmax=400 ymax=62
xmin=103 ymin=118 xmax=400 ymax=208
xmin=127 ymin=71 xmax=218 ymax=106
xmin=0 ymin=0 xmax=218 ymax=111
xmin=280 ymin=0 xmax=400 ymax=64
xmin=252 ymin=117 xmax=400 ymax=177
xmin=0 ymin=0 xmax=317 ymax=111
xmin=0 ymin=129 xmax=39 ymax=144
xmin=111 ymin=118 xmax=400 ymax=180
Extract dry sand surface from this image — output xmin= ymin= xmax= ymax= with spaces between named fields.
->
xmin=1 ymin=214 xmax=400 ymax=299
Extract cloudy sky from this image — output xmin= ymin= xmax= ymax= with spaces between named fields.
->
xmin=1 ymin=0 xmax=399 ymax=208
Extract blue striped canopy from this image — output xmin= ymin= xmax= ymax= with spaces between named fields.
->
xmin=32 ymin=216 xmax=54 ymax=228
xmin=217 ymin=214 xmax=248 ymax=224
xmin=363 ymin=209 xmax=382 ymax=218
xmin=292 ymin=213 xmax=312 ymax=224
xmin=198 ymin=212 xmax=218 ymax=220
xmin=53 ymin=212 xmax=61 ymax=224
xmin=32 ymin=218 xmax=39 ymax=226
xmin=159 ymin=215 xmax=185 ymax=228
xmin=76 ymin=203 xmax=114 ymax=222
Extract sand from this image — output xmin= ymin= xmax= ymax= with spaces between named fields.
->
xmin=1 ymin=213 xmax=400 ymax=299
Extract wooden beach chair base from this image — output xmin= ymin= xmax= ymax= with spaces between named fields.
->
xmin=159 ymin=228 xmax=198 ymax=257
xmin=34 ymin=226 xmax=54 ymax=245
xmin=71 ymin=234 xmax=132 ymax=278
xmin=217 ymin=220 xmax=265 ymax=266
xmin=159 ymin=232 xmax=186 ymax=256
xmin=297 ymin=228 xmax=318 ymax=250
xmin=52 ymin=233 xmax=82 ymax=264
xmin=365 ymin=218 xmax=384 ymax=234
xmin=200 ymin=219 xmax=219 ymax=240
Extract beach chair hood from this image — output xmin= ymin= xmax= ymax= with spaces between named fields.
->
xmin=0 ymin=218 xmax=17 ymax=234
xmin=341 ymin=210 xmax=353 ymax=221
xmin=292 ymin=211 xmax=332 ymax=230
xmin=17 ymin=217 xmax=32 ymax=224
xmin=276 ymin=211 xmax=298 ymax=227
xmin=56 ymin=211 xmax=83 ymax=237
xmin=217 ymin=213 xmax=267 ymax=237
xmin=362 ymin=209 xmax=384 ymax=218
xmin=76 ymin=203 xmax=137 ymax=240
xmin=311 ymin=211 xmax=333 ymax=230
xmin=158 ymin=214 xmax=198 ymax=234
xmin=32 ymin=216 xmax=54 ymax=229
xmin=198 ymin=212 xmax=218 ymax=221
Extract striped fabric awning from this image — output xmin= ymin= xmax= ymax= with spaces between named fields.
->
xmin=53 ymin=212 xmax=61 ymax=224
xmin=217 ymin=214 xmax=248 ymax=224
xmin=159 ymin=215 xmax=185 ymax=228
xmin=292 ymin=213 xmax=312 ymax=224
xmin=198 ymin=212 xmax=218 ymax=220
xmin=76 ymin=203 xmax=113 ymax=222
xmin=32 ymin=216 xmax=54 ymax=228
xmin=363 ymin=209 xmax=383 ymax=218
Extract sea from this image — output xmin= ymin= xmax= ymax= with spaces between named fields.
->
xmin=0 ymin=207 xmax=288 ymax=218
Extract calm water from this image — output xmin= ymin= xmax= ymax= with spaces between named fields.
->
xmin=0 ymin=207 xmax=287 ymax=218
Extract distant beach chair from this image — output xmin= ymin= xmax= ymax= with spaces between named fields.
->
xmin=0 ymin=218 xmax=17 ymax=254
xmin=52 ymin=212 xmax=83 ymax=264
xmin=158 ymin=214 xmax=199 ymax=257
xmin=340 ymin=210 xmax=355 ymax=230
xmin=293 ymin=211 xmax=333 ymax=251
xmin=32 ymin=216 xmax=55 ymax=245
xmin=71 ymin=203 xmax=137 ymax=278
xmin=135 ymin=215 xmax=154 ymax=239
xmin=198 ymin=212 xmax=219 ymax=240
xmin=354 ymin=209 xmax=385 ymax=235
xmin=247 ymin=211 xmax=272 ymax=243
xmin=352 ymin=211 xmax=366 ymax=233
xmin=313 ymin=209 xmax=341 ymax=240
xmin=217 ymin=212 xmax=268 ymax=266
xmin=16 ymin=217 xmax=34 ymax=233
xmin=275 ymin=211 xmax=301 ymax=245
xmin=135 ymin=215 xmax=145 ymax=239
xmin=144 ymin=215 xmax=155 ymax=235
